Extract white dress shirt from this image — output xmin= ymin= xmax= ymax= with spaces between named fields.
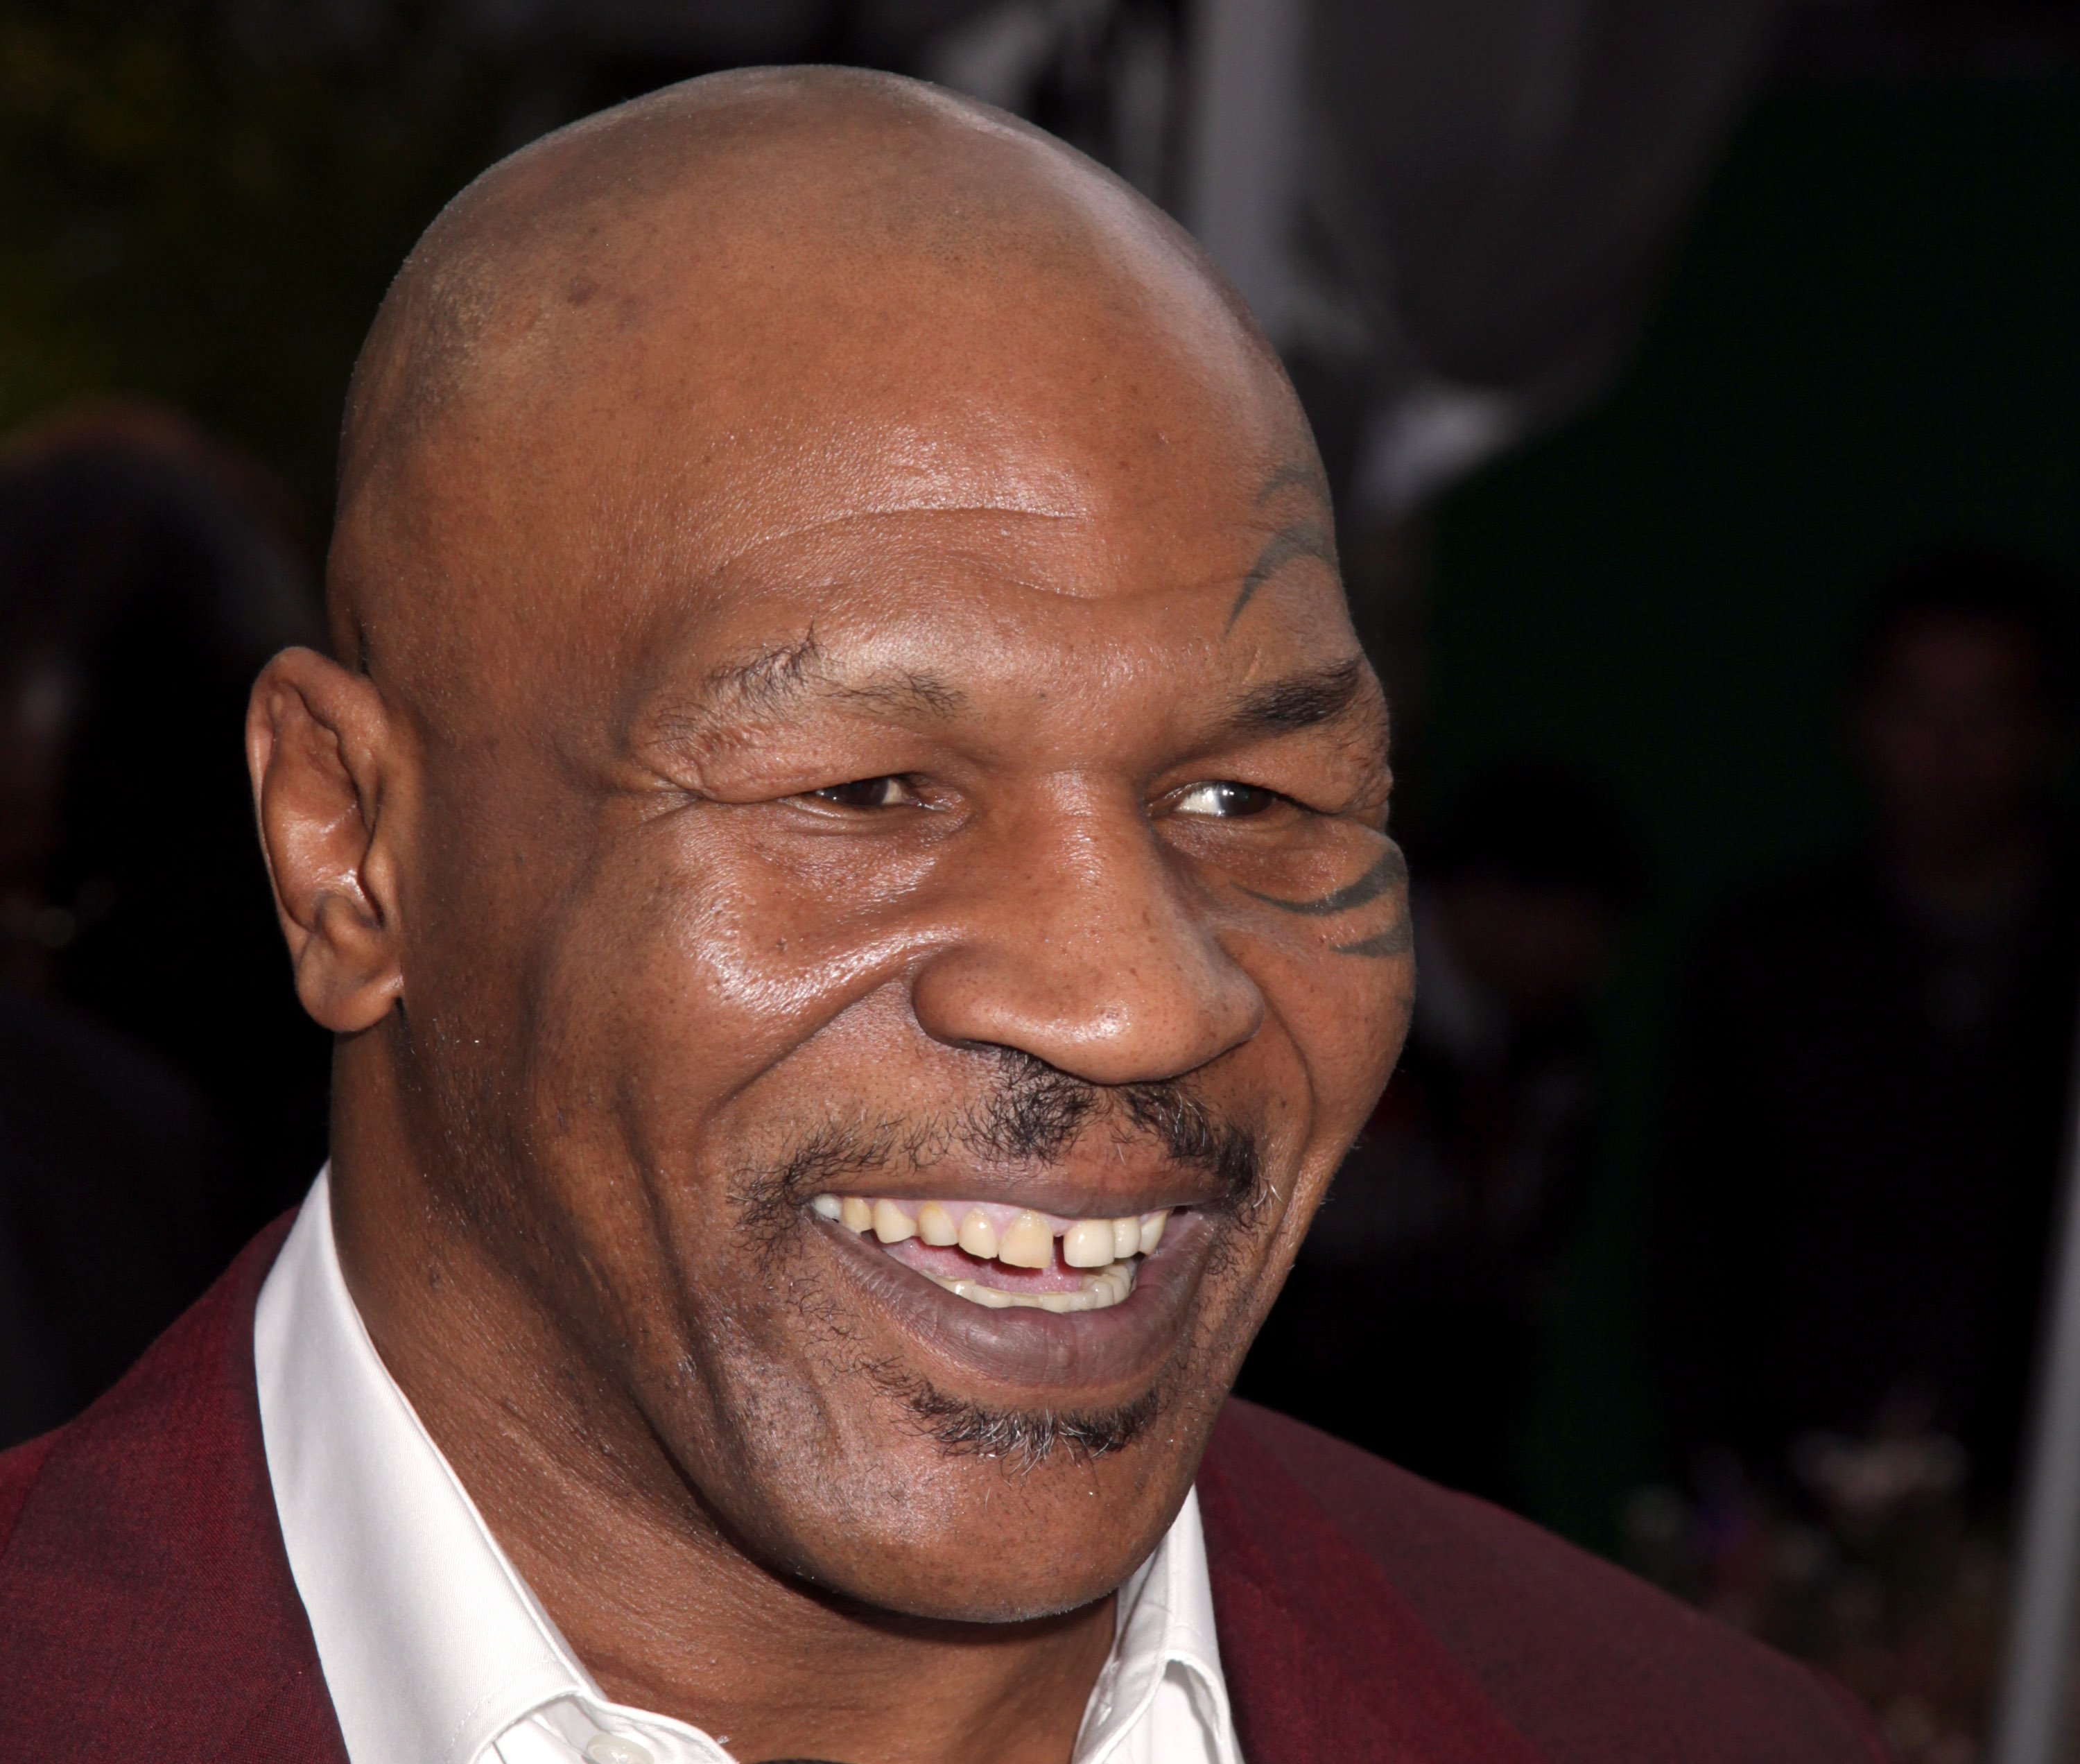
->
xmin=255 ymin=1169 xmax=1241 ymax=1764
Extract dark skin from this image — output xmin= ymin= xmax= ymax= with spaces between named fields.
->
xmin=247 ymin=69 xmax=1412 ymax=1764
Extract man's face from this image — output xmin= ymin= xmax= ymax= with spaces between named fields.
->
xmin=357 ymin=218 xmax=1413 ymax=1625
xmin=1854 ymin=613 xmax=2052 ymax=861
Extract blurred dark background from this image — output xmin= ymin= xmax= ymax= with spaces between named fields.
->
xmin=1 ymin=2 xmax=2077 ymax=1754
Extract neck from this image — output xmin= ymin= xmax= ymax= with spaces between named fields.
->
xmin=328 ymin=1092 xmax=1113 ymax=1764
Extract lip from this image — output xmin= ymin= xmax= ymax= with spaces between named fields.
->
xmin=812 ymin=1204 xmax=1216 ymax=1394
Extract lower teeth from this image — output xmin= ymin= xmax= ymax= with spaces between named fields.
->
xmin=930 ymin=1259 xmax=1140 ymax=1313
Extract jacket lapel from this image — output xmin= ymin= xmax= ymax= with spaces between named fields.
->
xmin=1198 ymin=1409 xmax=1550 ymax=1764
xmin=0 ymin=1216 xmax=346 ymax=1764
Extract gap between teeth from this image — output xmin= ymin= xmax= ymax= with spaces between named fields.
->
xmin=811 ymin=1195 xmax=1170 ymax=1312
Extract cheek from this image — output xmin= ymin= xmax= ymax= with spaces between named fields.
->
xmin=543 ymin=817 xmax=894 ymax=1078
xmin=1253 ymin=933 xmax=1413 ymax=1159
xmin=1199 ymin=934 xmax=1412 ymax=1327
xmin=517 ymin=833 xmax=928 ymax=1261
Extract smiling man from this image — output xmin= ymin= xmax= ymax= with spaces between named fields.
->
xmin=0 ymin=68 xmax=1885 ymax=1764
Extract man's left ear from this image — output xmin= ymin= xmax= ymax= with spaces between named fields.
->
xmin=245 ymin=646 xmax=407 ymax=1033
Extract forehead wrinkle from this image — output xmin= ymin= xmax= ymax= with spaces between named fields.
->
xmin=688 ymin=501 xmax=1089 ymax=594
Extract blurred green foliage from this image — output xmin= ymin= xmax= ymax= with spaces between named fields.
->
xmin=0 ymin=1 xmax=511 ymax=529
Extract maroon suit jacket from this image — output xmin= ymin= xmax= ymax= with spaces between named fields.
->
xmin=0 ymin=1220 xmax=1888 ymax=1763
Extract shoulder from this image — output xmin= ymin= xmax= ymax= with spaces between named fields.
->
xmin=0 ymin=1216 xmax=345 ymax=1764
xmin=1200 ymin=1401 xmax=1889 ymax=1764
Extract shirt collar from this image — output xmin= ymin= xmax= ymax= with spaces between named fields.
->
xmin=255 ymin=1168 xmax=1238 ymax=1764
xmin=1078 ymin=1489 xmax=1238 ymax=1764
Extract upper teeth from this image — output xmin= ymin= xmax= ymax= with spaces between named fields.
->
xmin=813 ymin=1195 xmax=1170 ymax=1263
xmin=810 ymin=1193 xmax=1172 ymax=1313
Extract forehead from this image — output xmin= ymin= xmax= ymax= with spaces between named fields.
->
xmin=578 ymin=350 xmax=1310 ymax=702
xmin=386 ymin=178 xmax=1329 ymax=727
xmin=621 ymin=435 xmax=1349 ymax=765
xmin=655 ymin=250 xmax=1301 ymax=556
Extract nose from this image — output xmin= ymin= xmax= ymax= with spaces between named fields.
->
xmin=910 ymin=790 xmax=1264 ymax=1086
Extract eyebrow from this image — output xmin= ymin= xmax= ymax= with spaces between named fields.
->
xmin=655 ymin=632 xmax=964 ymax=750
xmin=1220 ymin=655 xmax=1376 ymax=743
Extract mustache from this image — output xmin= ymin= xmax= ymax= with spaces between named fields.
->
xmin=737 ymin=1051 xmax=1267 ymax=1237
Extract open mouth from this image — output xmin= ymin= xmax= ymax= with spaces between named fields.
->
xmin=811 ymin=1193 xmax=1172 ymax=1315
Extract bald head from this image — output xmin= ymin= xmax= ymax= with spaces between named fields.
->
xmin=330 ymin=67 xmax=1305 ymax=702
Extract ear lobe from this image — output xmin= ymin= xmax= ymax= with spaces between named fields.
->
xmin=247 ymin=646 xmax=404 ymax=1034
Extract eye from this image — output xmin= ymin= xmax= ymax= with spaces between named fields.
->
xmin=804 ymin=775 xmax=915 ymax=810
xmin=1170 ymin=781 xmax=1281 ymax=820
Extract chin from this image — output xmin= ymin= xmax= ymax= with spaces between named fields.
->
xmin=684 ymin=1397 xmax=1200 ymax=1627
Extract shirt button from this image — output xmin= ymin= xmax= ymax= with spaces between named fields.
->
xmin=584 ymin=1736 xmax=655 ymax=1764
